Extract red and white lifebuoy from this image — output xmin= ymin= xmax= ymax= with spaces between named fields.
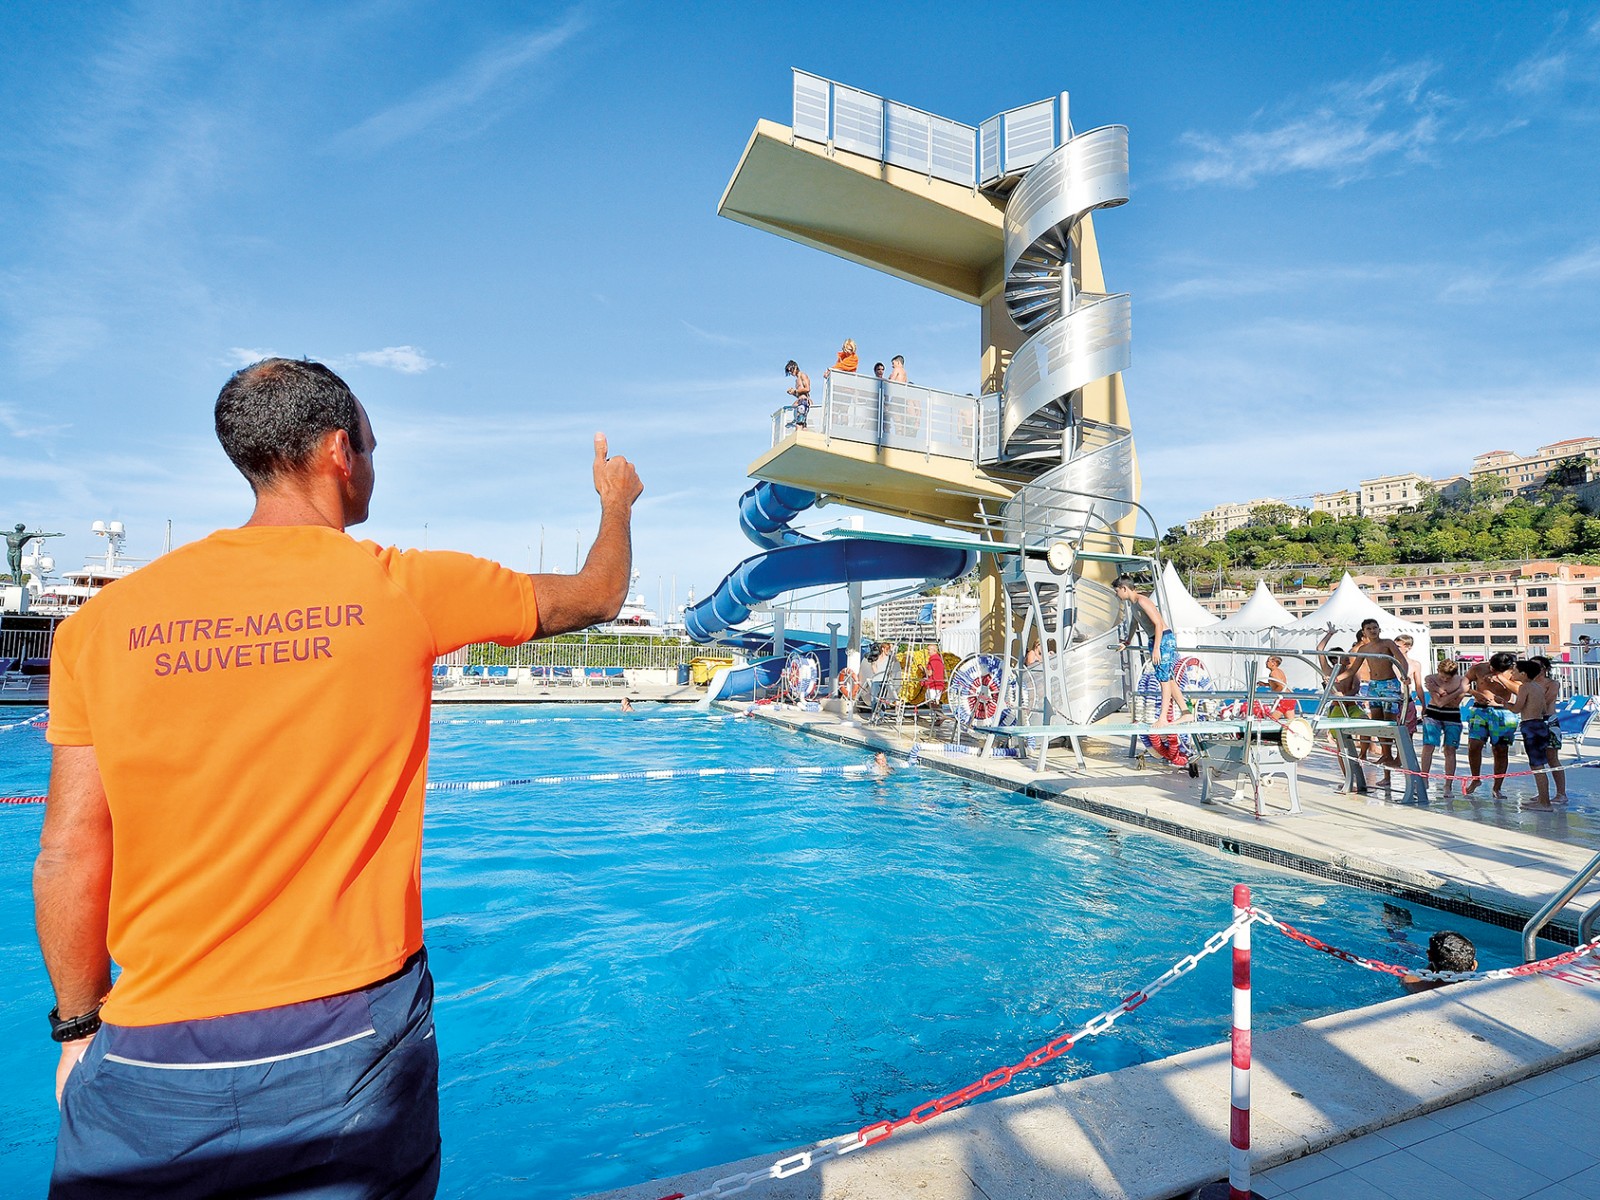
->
xmin=836 ymin=667 xmax=860 ymax=700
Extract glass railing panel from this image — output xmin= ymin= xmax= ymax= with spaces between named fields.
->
xmin=831 ymin=84 xmax=884 ymax=158
xmin=792 ymin=70 xmax=830 ymax=142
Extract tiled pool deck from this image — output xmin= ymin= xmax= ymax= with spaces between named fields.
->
xmin=583 ymin=704 xmax=1600 ymax=1200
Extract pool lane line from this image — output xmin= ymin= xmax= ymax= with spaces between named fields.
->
xmin=3 ymin=760 xmax=885 ymax=807
xmin=0 ymin=712 xmax=47 ymax=734
xmin=426 ymin=762 xmax=877 ymax=792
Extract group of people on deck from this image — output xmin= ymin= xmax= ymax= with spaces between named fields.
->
xmin=1113 ymin=576 xmax=1569 ymax=807
xmin=1316 ymin=623 xmax=1568 ymax=807
xmin=784 ymin=339 xmax=907 ymax=430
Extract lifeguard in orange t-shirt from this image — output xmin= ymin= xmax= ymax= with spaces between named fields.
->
xmin=37 ymin=358 xmax=643 ymax=1197
xmin=823 ymin=338 xmax=859 ymax=377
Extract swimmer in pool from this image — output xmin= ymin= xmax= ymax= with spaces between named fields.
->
xmin=620 ymin=696 xmax=634 ymax=713
xmin=1400 ymin=931 xmax=1477 ymax=993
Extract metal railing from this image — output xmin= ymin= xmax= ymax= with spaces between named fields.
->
xmin=770 ymin=374 xmax=996 ymax=464
xmin=437 ymin=636 xmax=719 ymax=672
xmin=0 ymin=626 xmax=55 ymax=663
xmin=1555 ymin=662 xmax=1600 ymax=699
xmin=791 ymin=70 xmax=1064 ymax=189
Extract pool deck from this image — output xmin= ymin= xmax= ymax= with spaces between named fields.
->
xmin=583 ymin=703 xmax=1600 ymax=1200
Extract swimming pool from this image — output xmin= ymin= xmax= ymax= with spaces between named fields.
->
xmin=0 ymin=704 xmax=1557 ymax=1198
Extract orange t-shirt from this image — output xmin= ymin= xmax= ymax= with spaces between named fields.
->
xmin=833 ymin=352 xmax=859 ymax=373
xmin=47 ymin=525 xmax=539 ymax=1025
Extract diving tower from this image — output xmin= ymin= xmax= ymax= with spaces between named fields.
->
xmin=700 ymin=70 xmax=1155 ymax=726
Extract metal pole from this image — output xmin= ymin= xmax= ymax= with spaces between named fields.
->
xmin=1230 ymin=883 xmax=1253 ymax=1200
xmin=827 ymin=622 xmax=841 ymax=698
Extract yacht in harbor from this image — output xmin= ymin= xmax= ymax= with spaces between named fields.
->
xmin=27 ymin=520 xmax=147 ymax=616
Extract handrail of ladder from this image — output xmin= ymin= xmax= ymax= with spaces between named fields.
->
xmin=1524 ymin=847 xmax=1600 ymax=962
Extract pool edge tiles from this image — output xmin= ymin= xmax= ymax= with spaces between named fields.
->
xmin=582 ymin=969 xmax=1600 ymax=1200
xmin=743 ymin=704 xmax=1600 ymax=946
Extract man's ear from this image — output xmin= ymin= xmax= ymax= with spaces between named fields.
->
xmin=327 ymin=428 xmax=354 ymax=478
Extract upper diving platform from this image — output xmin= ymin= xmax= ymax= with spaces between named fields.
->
xmin=717 ymin=72 xmax=1072 ymax=304
xmin=752 ymin=376 xmax=1010 ymax=526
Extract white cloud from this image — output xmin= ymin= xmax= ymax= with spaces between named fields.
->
xmin=346 ymin=346 xmax=441 ymax=374
xmin=1538 ymin=242 xmax=1600 ymax=284
xmin=1173 ymin=62 xmax=1449 ymax=187
xmin=334 ymin=9 xmax=587 ymax=152
xmin=223 ymin=346 xmax=276 ymax=367
xmin=1501 ymin=51 xmax=1570 ymax=95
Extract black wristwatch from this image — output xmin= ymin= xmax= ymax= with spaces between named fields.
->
xmin=48 ymin=1004 xmax=103 ymax=1043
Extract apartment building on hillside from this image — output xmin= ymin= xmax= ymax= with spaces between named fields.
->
xmin=1195 ymin=561 xmax=1600 ymax=658
xmin=1185 ymin=498 xmax=1299 ymax=540
xmin=1359 ymin=472 xmax=1432 ymax=519
xmin=1309 ymin=489 xmax=1359 ymax=519
xmin=1471 ymin=437 xmax=1600 ymax=491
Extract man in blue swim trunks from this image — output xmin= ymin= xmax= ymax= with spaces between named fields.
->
xmin=1462 ymin=651 xmax=1520 ymax=798
xmin=1115 ymin=575 xmax=1183 ymax=724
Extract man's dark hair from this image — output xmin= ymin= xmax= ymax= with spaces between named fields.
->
xmin=784 ymin=360 xmax=798 ymax=374
xmin=1518 ymin=657 xmax=1546 ymax=679
xmin=215 ymin=358 xmax=366 ymax=489
xmin=1489 ymin=651 xmax=1517 ymax=672
xmin=1113 ymin=574 xmax=1136 ymax=590
xmin=891 ymin=354 xmax=904 ymax=365
xmin=1427 ymin=930 xmax=1476 ymax=973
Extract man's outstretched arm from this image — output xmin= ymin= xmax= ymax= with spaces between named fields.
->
xmin=530 ymin=433 xmax=644 ymax=637
xmin=35 ymin=744 xmax=114 ymax=1100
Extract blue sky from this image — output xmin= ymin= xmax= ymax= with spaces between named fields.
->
xmin=3 ymin=1 xmax=1598 ymax=612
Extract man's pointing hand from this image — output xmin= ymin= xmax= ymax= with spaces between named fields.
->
xmin=593 ymin=433 xmax=643 ymax=509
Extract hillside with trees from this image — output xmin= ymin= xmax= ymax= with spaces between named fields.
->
xmin=1159 ymin=466 xmax=1600 ymax=584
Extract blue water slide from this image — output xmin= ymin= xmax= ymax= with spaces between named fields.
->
xmin=686 ymin=481 xmax=978 ymax=647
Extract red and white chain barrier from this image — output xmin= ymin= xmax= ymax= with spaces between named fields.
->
xmin=1312 ymin=741 xmax=1597 ymax=787
xmin=1250 ymin=905 xmax=1600 ymax=984
xmin=656 ymin=911 xmax=1254 ymax=1200
xmin=653 ymin=895 xmax=1600 ymax=1200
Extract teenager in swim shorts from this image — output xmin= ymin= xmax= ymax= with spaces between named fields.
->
xmin=1511 ymin=656 xmax=1568 ymax=807
xmin=1420 ymin=658 xmax=1464 ymax=795
xmin=1462 ymin=652 xmax=1519 ymax=798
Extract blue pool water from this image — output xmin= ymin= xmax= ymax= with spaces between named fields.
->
xmin=0 ymin=704 xmax=1562 ymax=1198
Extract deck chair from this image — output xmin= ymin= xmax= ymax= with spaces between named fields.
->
xmin=1554 ymin=696 xmax=1593 ymax=761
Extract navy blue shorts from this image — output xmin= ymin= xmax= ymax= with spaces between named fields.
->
xmin=52 ymin=951 xmax=440 ymax=1199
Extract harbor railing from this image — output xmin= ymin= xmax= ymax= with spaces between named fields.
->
xmin=771 ymin=375 xmax=998 ymax=464
xmin=437 ymin=635 xmax=720 ymax=672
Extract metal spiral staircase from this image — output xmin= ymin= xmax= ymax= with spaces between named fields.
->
xmin=988 ymin=124 xmax=1141 ymax=726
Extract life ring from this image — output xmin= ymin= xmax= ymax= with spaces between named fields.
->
xmin=947 ymin=653 xmax=1030 ymax=728
xmin=836 ymin=667 xmax=860 ymax=700
xmin=783 ymin=651 xmax=820 ymax=703
xmin=1136 ymin=656 xmax=1214 ymax=767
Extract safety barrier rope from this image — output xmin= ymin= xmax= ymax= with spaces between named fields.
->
xmin=1249 ymin=906 xmax=1600 ymax=983
xmin=426 ymin=762 xmax=876 ymax=793
xmin=656 ymin=913 xmax=1253 ymax=1200
xmin=0 ymin=711 xmax=47 ymax=734
xmin=1310 ymin=741 xmax=1598 ymax=785
xmin=652 ymin=902 xmax=1600 ymax=1200
xmin=0 ymin=795 xmax=45 ymax=805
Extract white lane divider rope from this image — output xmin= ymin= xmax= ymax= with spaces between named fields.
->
xmin=427 ymin=763 xmax=876 ymax=792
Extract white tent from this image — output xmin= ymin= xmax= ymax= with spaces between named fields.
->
xmin=1210 ymin=582 xmax=1295 ymax=689
xmin=1160 ymin=562 xmax=1223 ymax=679
xmin=1278 ymin=573 xmax=1430 ymax=684
xmin=942 ymin=610 xmax=981 ymax=658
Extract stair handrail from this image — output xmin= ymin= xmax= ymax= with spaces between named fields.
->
xmin=1523 ymin=849 xmax=1600 ymax=963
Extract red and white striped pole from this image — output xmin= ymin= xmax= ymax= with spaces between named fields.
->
xmin=1229 ymin=883 xmax=1253 ymax=1200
